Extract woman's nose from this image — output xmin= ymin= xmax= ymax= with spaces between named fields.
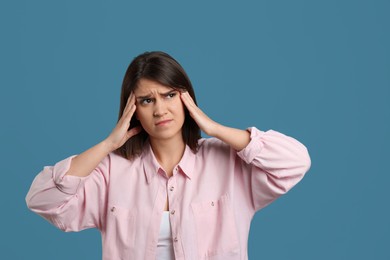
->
xmin=153 ymin=99 xmax=167 ymax=117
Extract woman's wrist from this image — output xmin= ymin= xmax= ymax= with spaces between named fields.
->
xmin=205 ymin=121 xmax=222 ymax=137
xmin=214 ymin=125 xmax=251 ymax=151
xmin=101 ymin=138 xmax=118 ymax=154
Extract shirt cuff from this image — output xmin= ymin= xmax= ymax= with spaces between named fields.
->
xmin=52 ymin=155 xmax=83 ymax=195
xmin=236 ymin=127 xmax=266 ymax=164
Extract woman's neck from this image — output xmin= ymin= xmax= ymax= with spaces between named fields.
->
xmin=149 ymin=136 xmax=186 ymax=177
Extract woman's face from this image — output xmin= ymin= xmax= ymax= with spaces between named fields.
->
xmin=133 ymin=78 xmax=185 ymax=143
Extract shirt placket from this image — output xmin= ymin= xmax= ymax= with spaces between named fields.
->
xmin=168 ymin=166 xmax=185 ymax=259
xmin=146 ymin=168 xmax=169 ymax=259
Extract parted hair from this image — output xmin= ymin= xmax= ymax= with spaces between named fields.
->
xmin=114 ymin=51 xmax=201 ymax=160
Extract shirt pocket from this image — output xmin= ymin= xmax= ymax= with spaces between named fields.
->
xmin=107 ymin=205 xmax=136 ymax=249
xmin=191 ymin=193 xmax=240 ymax=258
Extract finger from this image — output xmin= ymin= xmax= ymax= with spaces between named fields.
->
xmin=126 ymin=126 xmax=142 ymax=138
xmin=118 ymin=103 xmax=136 ymax=128
xmin=184 ymin=92 xmax=197 ymax=107
xmin=122 ymin=96 xmax=137 ymax=120
xmin=123 ymin=93 xmax=132 ymax=111
xmin=181 ymin=92 xmax=198 ymax=113
xmin=180 ymin=91 xmax=192 ymax=107
xmin=123 ymin=93 xmax=135 ymax=114
xmin=122 ymin=103 xmax=137 ymax=123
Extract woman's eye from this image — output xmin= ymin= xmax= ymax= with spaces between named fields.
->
xmin=141 ymin=98 xmax=152 ymax=104
xmin=166 ymin=92 xmax=176 ymax=99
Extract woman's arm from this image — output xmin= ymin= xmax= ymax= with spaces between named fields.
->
xmin=26 ymin=93 xmax=141 ymax=231
xmin=180 ymin=91 xmax=250 ymax=150
xmin=65 ymin=93 xmax=141 ymax=177
xmin=212 ymin=125 xmax=250 ymax=151
xmin=235 ymin=127 xmax=311 ymax=211
xmin=181 ymin=91 xmax=311 ymax=212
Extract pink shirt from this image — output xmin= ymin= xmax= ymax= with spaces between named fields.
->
xmin=26 ymin=127 xmax=311 ymax=260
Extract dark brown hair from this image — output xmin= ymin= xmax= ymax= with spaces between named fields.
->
xmin=114 ymin=51 xmax=201 ymax=160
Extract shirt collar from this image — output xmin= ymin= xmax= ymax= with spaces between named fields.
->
xmin=177 ymin=144 xmax=196 ymax=180
xmin=141 ymin=141 xmax=196 ymax=184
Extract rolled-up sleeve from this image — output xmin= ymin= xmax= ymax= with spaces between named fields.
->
xmin=25 ymin=155 xmax=110 ymax=232
xmin=236 ymin=127 xmax=311 ymax=212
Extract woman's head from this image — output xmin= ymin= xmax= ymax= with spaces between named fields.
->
xmin=114 ymin=51 xmax=201 ymax=159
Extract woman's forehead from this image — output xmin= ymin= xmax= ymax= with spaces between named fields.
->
xmin=134 ymin=78 xmax=174 ymax=95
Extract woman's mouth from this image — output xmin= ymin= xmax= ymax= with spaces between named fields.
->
xmin=155 ymin=119 xmax=173 ymax=126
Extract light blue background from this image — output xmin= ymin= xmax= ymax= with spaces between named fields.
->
xmin=1 ymin=0 xmax=389 ymax=259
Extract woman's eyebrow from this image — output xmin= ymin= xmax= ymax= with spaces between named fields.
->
xmin=136 ymin=90 xmax=176 ymax=100
xmin=160 ymin=90 xmax=177 ymax=96
xmin=136 ymin=94 xmax=153 ymax=100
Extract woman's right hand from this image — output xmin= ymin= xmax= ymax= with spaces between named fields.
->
xmin=65 ymin=93 xmax=141 ymax=177
xmin=105 ymin=93 xmax=142 ymax=151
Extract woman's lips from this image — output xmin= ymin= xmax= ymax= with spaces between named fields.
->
xmin=155 ymin=119 xmax=173 ymax=126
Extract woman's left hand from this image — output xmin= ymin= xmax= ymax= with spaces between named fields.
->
xmin=180 ymin=91 xmax=220 ymax=137
xmin=181 ymin=91 xmax=250 ymax=150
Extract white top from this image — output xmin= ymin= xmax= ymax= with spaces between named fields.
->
xmin=156 ymin=211 xmax=175 ymax=260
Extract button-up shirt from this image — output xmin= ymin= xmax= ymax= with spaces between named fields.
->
xmin=26 ymin=127 xmax=311 ymax=260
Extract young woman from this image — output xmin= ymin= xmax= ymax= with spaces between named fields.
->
xmin=26 ymin=51 xmax=311 ymax=260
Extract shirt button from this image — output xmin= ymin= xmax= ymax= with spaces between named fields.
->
xmin=170 ymin=186 xmax=174 ymax=191
xmin=171 ymin=210 xmax=175 ymax=215
xmin=173 ymin=237 xmax=178 ymax=242
xmin=111 ymin=207 xmax=116 ymax=212
xmin=211 ymin=202 xmax=214 ymax=206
